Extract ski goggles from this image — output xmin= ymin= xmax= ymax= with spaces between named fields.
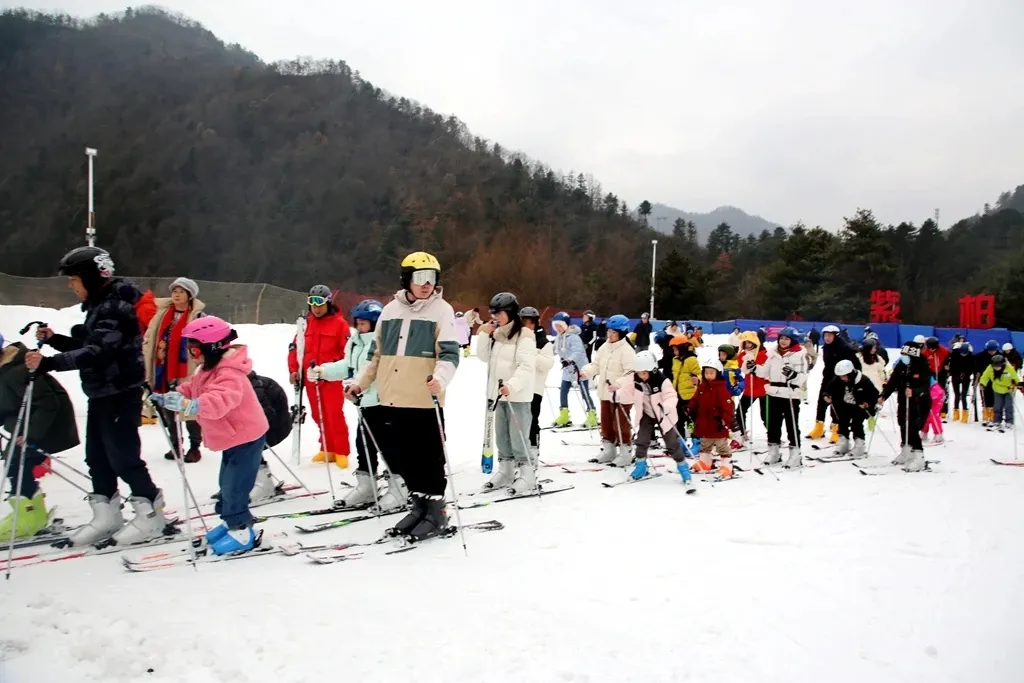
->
xmin=409 ymin=270 xmax=437 ymax=286
xmin=307 ymin=295 xmax=329 ymax=306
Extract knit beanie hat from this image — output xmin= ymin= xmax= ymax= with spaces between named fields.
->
xmin=169 ymin=277 xmax=199 ymax=299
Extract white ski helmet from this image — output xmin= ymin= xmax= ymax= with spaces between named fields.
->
xmin=1003 ymin=342 xmax=1014 ymax=352
xmin=702 ymin=358 xmax=724 ymax=373
xmin=835 ymin=359 xmax=855 ymax=376
xmin=634 ymin=350 xmax=658 ymax=372
xmin=823 ymin=325 xmax=840 ymax=334
xmin=913 ymin=334 xmax=927 ymax=344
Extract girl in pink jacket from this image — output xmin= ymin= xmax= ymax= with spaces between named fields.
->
xmin=627 ymin=350 xmax=694 ymax=490
xmin=153 ymin=316 xmax=269 ymax=556
xmin=920 ymin=377 xmax=946 ymax=444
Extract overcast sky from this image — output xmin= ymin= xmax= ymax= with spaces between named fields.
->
xmin=11 ymin=0 xmax=1024 ymax=228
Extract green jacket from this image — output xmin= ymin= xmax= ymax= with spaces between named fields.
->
xmin=0 ymin=343 xmax=80 ymax=454
xmin=980 ymin=363 xmax=1019 ymax=395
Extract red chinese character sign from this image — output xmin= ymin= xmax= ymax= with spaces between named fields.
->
xmin=869 ymin=289 xmax=901 ymax=323
xmin=959 ymin=294 xmax=996 ymax=329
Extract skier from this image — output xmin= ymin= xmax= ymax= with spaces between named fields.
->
xmin=736 ymin=331 xmax=768 ymax=441
xmin=863 ymin=332 xmax=889 ymax=362
xmin=308 ymin=299 xmax=397 ymax=509
xmin=580 ymin=314 xmax=636 ymax=467
xmin=857 ymin=338 xmax=888 ymax=393
xmin=580 ymin=311 xmax=599 ymax=361
xmin=143 ymin=277 xmax=206 ymax=463
xmin=287 ymin=285 xmax=351 ymax=467
xmin=633 ymin=312 xmax=653 ymax=352
xmin=519 ymin=306 xmax=554 ymax=460
xmin=801 ymin=334 xmax=818 ymax=403
xmin=822 ymin=359 xmax=878 ymax=458
xmin=979 ymin=354 xmax=1018 ymax=431
xmin=454 ymin=312 xmax=471 ymax=357
xmin=25 ymin=246 xmax=168 ymax=546
xmin=922 ymin=336 xmax=951 ymax=419
xmin=687 ymin=359 xmax=735 ymax=478
xmin=807 ymin=326 xmax=820 ymax=352
xmin=346 ymin=252 xmax=461 ymax=541
xmin=136 ymin=288 xmax=159 ymax=426
xmin=670 ymin=334 xmax=700 ymax=431
xmin=476 ymin=293 xmax=538 ymax=493
xmin=808 ymin=324 xmax=860 ymax=443
xmin=974 ymin=340 xmax=1001 ymax=424
xmin=551 ymin=312 xmax=597 ymax=428
xmin=0 ymin=335 xmax=80 ymax=539
xmin=948 ymin=342 xmax=973 ymax=423
xmin=920 ymin=377 xmax=947 ymax=444
xmin=755 ymin=326 xmax=808 ymax=468
xmin=465 ymin=308 xmax=484 ymax=336
xmin=878 ymin=337 xmax=932 ymax=472
xmin=728 ymin=327 xmax=742 ymax=348
xmin=151 ymin=316 xmax=269 ymax=554
xmin=627 ymin=350 xmax=693 ymax=487
xmin=1001 ymin=342 xmax=1022 ymax=371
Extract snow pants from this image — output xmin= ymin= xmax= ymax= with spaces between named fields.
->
xmin=559 ymin=379 xmax=595 ymax=412
xmin=375 ymin=406 xmax=447 ymax=497
xmin=86 ymin=389 xmax=159 ymax=502
xmin=529 ymin=394 xmax=543 ymax=448
xmin=896 ymin=393 xmax=930 ymax=450
xmin=354 ymin=405 xmax=385 ymax=475
xmin=993 ymin=392 xmax=1015 ymax=426
xmin=815 ymin=383 xmax=832 ymax=423
xmin=305 ymin=379 xmax=350 ymax=456
xmin=216 ymin=435 xmax=265 ymax=528
xmin=951 ymin=375 xmax=971 ymax=411
xmin=600 ymin=400 xmax=632 ymax=445
xmin=495 ymin=400 xmax=532 ymax=464
xmin=767 ymin=397 xmax=801 ymax=447
xmin=834 ymin=404 xmax=868 ymax=440
xmin=634 ymin=414 xmax=685 ymax=462
xmin=736 ymin=394 xmax=767 ymax=436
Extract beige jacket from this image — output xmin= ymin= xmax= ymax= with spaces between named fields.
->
xmin=356 ymin=288 xmax=460 ymax=409
xmin=143 ymin=298 xmax=207 ymax=387
xmin=582 ymin=338 xmax=637 ymax=403
xmin=476 ymin=323 xmax=536 ymax=403
xmin=534 ymin=337 xmax=555 ymax=396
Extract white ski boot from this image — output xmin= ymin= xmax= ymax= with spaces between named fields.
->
xmin=68 ymin=492 xmax=124 ymax=547
xmin=611 ymin=444 xmax=633 ymax=468
xmin=510 ymin=462 xmax=537 ymax=495
xmin=835 ymin=435 xmax=851 ymax=456
xmin=851 ymin=438 xmax=866 ymax=458
xmin=596 ymin=440 xmax=617 ymax=464
xmin=902 ymin=449 xmax=927 ymax=472
xmin=931 ymin=433 xmax=945 ymax=444
xmin=249 ymin=463 xmax=279 ymax=504
xmin=892 ymin=444 xmax=910 ymax=466
xmin=784 ymin=446 xmax=802 ymax=469
xmin=340 ymin=471 xmax=376 ymax=507
xmin=112 ymin=491 xmax=169 ymax=545
xmin=376 ymin=474 xmax=409 ymax=512
xmin=763 ymin=444 xmax=782 ymax=465
xmin=482 ymin=459 xmax=514 ymax=491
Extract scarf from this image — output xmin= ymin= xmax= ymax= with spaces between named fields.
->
xmin=155 ymin=306 xmax=191 ymax=391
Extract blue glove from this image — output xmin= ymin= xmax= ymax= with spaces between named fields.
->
xmin=181 ymin=397 xmax=199 ymax=418
xmin=630 ymin=458 xmax=648 ymax=480
xmin=148 ymin=393 xmax=167 ymax=407
xmin=162 ymin=391 xmax=187 ymax=411
xmin=677 ymin=461 xmax=692 ymax=484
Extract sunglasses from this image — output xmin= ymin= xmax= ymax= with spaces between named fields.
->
xmin=308 ymin=295 xmax=329 ymax=306
xmin=410 ymin=270 xmax=437 ymax=286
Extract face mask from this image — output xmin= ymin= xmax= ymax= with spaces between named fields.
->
xmin=899 ymin=355 xmax=911 ymax=365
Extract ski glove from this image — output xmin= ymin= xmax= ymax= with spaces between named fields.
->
xmin=160 ymin=391 xmax=199 ymax=417
xmin=307 ymin=365 xmax=326 ymax=382
xmin=781 ymin=365 xmax=796 ymax=380
xmin=745 ymin=360 xmax=756 ymax=370
xmin=561 ymin=359 xmax=570 ymax=367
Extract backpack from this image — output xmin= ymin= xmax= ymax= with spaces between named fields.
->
xmin=248 ymin=371 xmax=292 ymax=448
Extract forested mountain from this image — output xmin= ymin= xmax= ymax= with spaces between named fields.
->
xmin=643 ymin=204 xmax=778 ymax=241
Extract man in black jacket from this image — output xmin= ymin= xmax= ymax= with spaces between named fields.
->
xmin=633 ymin=313 xmax=653 ymax=351
xmin=879 ymin=338 xmax=932 ymax=472
xmin=25 ymin=246 xmax=168 ymax=547
xmin=808 ymin=324 xmax=861 ymax=442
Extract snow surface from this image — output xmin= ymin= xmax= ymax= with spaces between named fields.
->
xmin=1 ymin=303 xmax=1023 ymax=683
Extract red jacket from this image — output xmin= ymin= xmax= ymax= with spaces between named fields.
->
xmin=135 ymin=290 xmax=157 ymax=335
xmin=287 ymin=310 xmax=350 ymax=373
xmin=922 ymin=346 xmax=950 ymax=377
xmin=737 ymin=347 xmax=768 ymax=398
xmin=687 ymin=377 xmax=733 ymax=439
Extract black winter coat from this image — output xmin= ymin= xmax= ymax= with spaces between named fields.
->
xmin=948 ymin=351 xmax=974 ymax=379
xmin=881 ymin=357 xmax=931 ymax=402
xmin=248 ymin=372 xmax=292 ymax=448
xmin=0 ymin=343 xmax=80 ymax=454
xmin=822 ymin=337 xmax=861 ymax=382
xmin=42 ymin=279 xmax=145 ymax=399
xmin=633 ymin=321 xmax=652 ymax=349
xmin=824 ymin=372 xmax=879 ymax=416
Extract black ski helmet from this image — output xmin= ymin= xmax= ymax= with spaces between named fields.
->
xmin=992 ymin=354 xmax=1006 ymax=367
xmin=308 ymin=284 xmax=332 ymax=300
xmin=488 ymin=292 xmax=519 ymax=316
xmin=58 ymin=246 xmax=115 ymax=293
xmin=925 ymin=336 xmax=939 ymax=350
xmin=519 ymin=306 xmax=540 ymax=321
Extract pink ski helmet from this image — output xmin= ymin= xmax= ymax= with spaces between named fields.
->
xmin=182 ymin=316 xmax=235 ymax=347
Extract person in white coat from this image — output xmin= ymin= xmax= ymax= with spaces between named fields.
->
xmin=477 ymin=293 xmax=538 ymax=494
xmin=580 ymin=314 xmax=637 ymax=467
xmin=520 ymin=307 xmax=554 ymax=460
xmin=754 ymin=326 xmax=808 ymax=468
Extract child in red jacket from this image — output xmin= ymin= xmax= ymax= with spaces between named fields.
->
xmin=735 ymin=331 xmax=768 ymax=447
xmin=688 ymin=359 xmax=736 ymax=478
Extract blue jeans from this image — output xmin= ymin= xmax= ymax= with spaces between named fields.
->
xmin=993 ymin=392 xmax=1014 ymax=425
xmin=559 ymin=380 xmax=595 ymax=411
xmin=215 ymin=435 xmax=265 ymax=528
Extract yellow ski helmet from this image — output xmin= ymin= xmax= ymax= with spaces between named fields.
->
xmin=400 ymin=251 xmax=441 ymax=289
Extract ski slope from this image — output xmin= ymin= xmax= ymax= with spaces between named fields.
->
xmin=1 ymin=303 xmax=1022 ymax=683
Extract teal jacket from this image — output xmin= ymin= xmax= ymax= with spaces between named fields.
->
xmin=322 ymin=331 xmax=379 ymax=407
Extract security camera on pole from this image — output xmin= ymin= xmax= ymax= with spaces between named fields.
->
xmin=85 ymin=147 xmax=98 ymax=247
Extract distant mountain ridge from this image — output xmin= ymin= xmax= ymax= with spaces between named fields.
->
xmin=643 ymin=203 xmax=780 ymax=243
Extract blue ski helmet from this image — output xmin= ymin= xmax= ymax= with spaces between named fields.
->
xmin=606 ymin=314 xmax=630 ymax=333
xmin=351 ymin=299 xmax=384 ymax=323
xmin=552 ymin=312 xmax=570 ymax=325
xmin=985 ymin=340 xmax=999 ymax=352
xmin=777 ymin=327 xmax=800 ymax=344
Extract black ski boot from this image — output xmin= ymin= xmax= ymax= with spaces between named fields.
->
xmin=406 ymin=495 xmax=449 ymax=542
xmin=387 ymin=493 xmax=426 ymax=537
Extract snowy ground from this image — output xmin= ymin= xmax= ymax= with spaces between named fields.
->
xmin=0 ymin=303 xmax=1022 ymax=683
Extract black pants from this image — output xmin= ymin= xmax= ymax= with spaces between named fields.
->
xmin=736 ymin=395 xmax=767 ymax=436
xmin=982 ymin=384 xmax=994 ymax=412
xmin=354 ymin=405 xmax=385 ymax=475
xmin=5 ymin=444 xmax=46 ymax=499
xmin=767 ymin=397 xmax=801 ymax=447
xmin=897 ymin=393 xmax=930 ymax=450
xmin=834 ymin=404 xmax=867 ymax=440
xmin=159 ymin=405 xmax=201 ymax=449
xmin=377 ymin=406 xmax=447 ymax=497
xmin=529 ymin=394 xmax=542 ymax=447
xmin=86 ymin=389 xmax=159 ymax=501
xmin=676 ymin=398 xmax=690 ymax=439
xmin=952 ymin=375 xmax=970 ymax=411
xmin=936 ymin=371 xmax=949 ymax=414
xmin=815 ymin=383 xmax=830 ymax=422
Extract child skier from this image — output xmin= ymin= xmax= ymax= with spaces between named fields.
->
xmin=519 ymin=307 xmax=555 ymax=461
xmin=580 ymin=314 xmax=636 ymax=467
xmin=979 ymin=354 xmax=1018 ymax=431
xmin=687 ymin=359 xmax=735 ymax=478
xmin=755 ymin=326 xmax=808 ymax=468
xmin=551 ymin=312 xmax=597 ymax=428
xmin=948 ymin=342 xmax=973 ymax=423
xmin=454 ymin=312 xmax=471 ymax=358
xmin=878 ymin=336 xmax=932 ymax=472
xmin=822 ymin=359 xmax=878 ymax=458
xmin=0 ymin=335 xmax=80 ymax=539
xmin=670 ymin=335 xmax=700 ymax=434
xmin=152 ymin=316 xmax=269 ymax=555
xmin=308 ymin=300 xmax=396 ymax=509
xmin=736 ymin=332 xmax=768 ymax=442
xmin=628 ymin=350 xmax=693 ymax=489
xmin=920 ymin=377 xmax=947 ymax=443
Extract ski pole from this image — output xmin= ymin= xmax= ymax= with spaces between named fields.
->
xmin=352 ymin=399 xmax=382 ymax=522
xmin=4 ymin=383 xmax=33 ymax=580
xmin=0 ymin=442 xmax=90 ymax=494
xmin=426 ymin=375 xmax=468 ymax=556
xmin=310 ymin=362 xmax=336 ymax=506
xmin=263 ymin=446 xmax=317 ymax=499
xmin=148 ymin=393 xmax=210 ymax=537
xmin=172 ymin=414 xmax=199 ymax=571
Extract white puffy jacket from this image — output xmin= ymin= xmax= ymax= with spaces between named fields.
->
xmin=857 ymin=353 xmax=887 ymax=392
xmin=755 ymin=344 xmax=808 ymax=400
xmin=477 ymin=322 xmax=537 ymax=403
xmin=582 ymin=338 xmax=637 ymax=403
xmin=533 ymin=334 xmax=555 ymax=396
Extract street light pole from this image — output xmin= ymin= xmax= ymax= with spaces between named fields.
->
xmin=649 ymin=239 xmax=658 ymax=320
xmin=85 ymin=147 xmax=98 ymax=246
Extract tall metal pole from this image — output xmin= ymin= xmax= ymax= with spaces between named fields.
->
xmin=85 ymin=147 xmax=98 ymax=246
xmin=649 ymin=239 xmax=658 ymax=320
